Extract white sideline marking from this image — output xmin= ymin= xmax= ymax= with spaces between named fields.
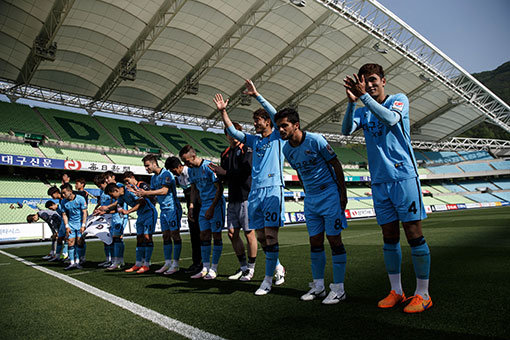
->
xmin=0 ymin=250 xmax=225 ymax=340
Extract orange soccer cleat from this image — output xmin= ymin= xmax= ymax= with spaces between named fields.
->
xmin=403 ymin=294 xmax=433 ymax=313
xmin=125 ymin=265 xmax=141 ymax=273
xmin=378 ymin=290 xmax=406 ymax=308
xmin=136 ymin=265 xmax=150 ymax=274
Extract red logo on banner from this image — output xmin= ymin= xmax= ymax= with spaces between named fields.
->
xmin=344 ymin=210 xmax=351 ymax=219
xmin=446 ymin=204 xmax=458 ymax=210
xmin=64 ymin=160 xmax=82 ymax=171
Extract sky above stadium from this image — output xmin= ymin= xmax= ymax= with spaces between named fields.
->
xmin=377 ymin=0 xmax=510 ymax=74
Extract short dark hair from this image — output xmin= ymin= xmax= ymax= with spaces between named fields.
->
xmin=142 ymin=154 xmax=159 ymax=164
xmin=93 ymin=173 xmax=106 ymax=186
xmin=104 ymin=171 xmax=115 ymax=178
xmin=105 ymin=182 xmax=119 ymax=195
xmin=123 ymin=171 xmax=135 ymax=179
xmin=165 ymin=156 xmax=181 ymax=170
xmin=45 ymin=200 xmax=57 ymax=209
xmin=26 ymin=214 xmax=37 ymax=223
xmin=75 ymin=178 xmax=86 ymax=185
xmin=179 ymin=145 xmax=195 ymax=158
xmin=358 ymin=63 xmax=385 ymax=79
xmin=253 ymin=108 xmax=273 ymax=127
xmin=275 ymin=108 xmax=300 ymax=125
xmin=47 ymin=186 xmax=60 ymax=196
xmin=60 ymin=183 xmax=73 ymax=192
xmin=224 ymin=122 xmax=242 ymax=135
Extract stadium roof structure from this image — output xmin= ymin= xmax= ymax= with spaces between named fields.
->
xmin=0 ymin=0 xmax=509 ymax=143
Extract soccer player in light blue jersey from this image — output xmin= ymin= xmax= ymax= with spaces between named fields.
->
xmin=179 ymin=145 xmax=225 ymax=280
xmin=214 ymin=79 xmax=286 ymax=296
xmin=275 ymin=108 xmax=349 ymax=304
xmin=103 ymin=181 xmax=158 ymax=274
xmin=132 ymin=154 xmax=183 ymax=275
xmin=342 ymin=63 xmax=432 ymax=313
xmin=93 ymin=173 xmax=127 ymax=270
xmin=61 ymin=183 xmax=88 ymax=270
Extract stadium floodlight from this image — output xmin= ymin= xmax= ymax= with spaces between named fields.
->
xmin=290 ymin=0 xmax=306 ymax=7
xmin=33 ymin=39 xmax=57 ymax=62
xmin=419 ymin=73 xmax=433 ymax=82
xmin=120 ymin=59 xmax=137 ymax=81
xmin=372 ymin=43 xmax=388 ymax=54
xmin=185 ymin=76 xmax=199 ymax=95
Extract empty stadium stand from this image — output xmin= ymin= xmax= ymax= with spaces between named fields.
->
xmin=491 ymin=178 xmax=510 ymax=190
xmin=0 ymin=101 xmax=51 ymax=136
xmin=491 ymin=160 xmax=510 ymax=170
xmin=457 ymin=150 xmax=493 ymax=161
xmin=458 ymin=162 xmax=495 ymax=173
xmin=428 ymin=165 xmax=463 ymax=174
xmin=140 ymin=123 xmax=193 ymax=155
xmin=181 ymin=128 xmax=229 ymax=158
xmin=39 ymin=146 xmax=110 ymax=163
xmin=0 ymin=140 xmax=40 ymax=157
xmin=0 ymin=177 xmax=49 ymax=197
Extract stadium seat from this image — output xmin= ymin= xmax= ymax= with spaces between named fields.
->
xmin=491 ymin=178 xmax=510 ymax=190
xmin=181 ymin=129 xmax=229 ymax=159
xmin=0 ymin=177 xmax=49 ymax=198
xmin=457 ymin=181 xmax=499 ymax=192
xmin=0 ymin=140 xmax=41 ymax=157
xmin=458 ymin=150 xmax=493 ymax=161
xmin=441 ymin=182 xmax=467 ymax=193
xmin=0 ymin=101 xmax=52 ymax=136
xmin=458 ymin=162 xmax=494 ymax=173
xmin=36 ymin=107 xmax=119 ymax=147
xmin=490 ymin=160 xmax=510 ymax=170
xmin=330 ymin=143 xmax=367 ymax=164
xmin=39 ymin=146 xmax=109 ymax=163
xmin=105 ymin=153 xmax=144 ymax=166
xmin=140 ymin=123 xmax=195 ymax=155
xmin=464 ymin=193 xmax=500 ymax=203
xmin=492 ymin=192 xmax=510 ymax=202
xmin=422 ymin=151 xmax=462 ymax=164
xmin=428 ymin=165 xmax=463 ymax=174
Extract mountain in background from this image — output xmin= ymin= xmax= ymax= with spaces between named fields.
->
xmin=460 ymin=61 xmax=510 ymax=140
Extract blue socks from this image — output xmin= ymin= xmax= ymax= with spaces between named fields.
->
xmin=136 ymin=242 xmax=144 ymax=263
xmin=104 ymin=244 xmax=112 ymax=261
xmin=310 ymin=245 xmax=326 ymax=280
xmin=173 ymin=240 xmax=182 ymax=261
xmin=331 ymin=244 xmax=347 ymax=284
xmin=201 ymin=240 xmax=211 ymax=265
xmin=383 ymin=238 xmax=402 ymax=275
xmin=163 ymin=240 xmax=172 ymax=262
xmin=56 ymin=242 xmax=62 ymax=256
xmin=145 ymin=241 xmax=154 ymax=264
xmin=409 ymin=236 xmax=430 ymax=280
xmin=77 ymin=243 xmax=85 ymax=260
xmin=264 ymin=244 xmax=279 ymax=277
xmin=63 ymin=243 xmax=68 ymax=255
xmin=68 ymin=245 xmax=75 ymax=263
xmin=212 ymin=239 xmax=223 ymax=265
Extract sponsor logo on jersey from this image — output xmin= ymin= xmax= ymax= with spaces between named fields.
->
xmin=392 ymin=101 xmax=404 ymax=112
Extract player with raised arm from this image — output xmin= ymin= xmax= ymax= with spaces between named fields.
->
xmin=60 ymin=183 xmax=88 ymax=270
xmin=179 ymin=145 xmax=225 ymax=280
xmin=342 ymin=63 xmax=432 ymax=313
xmin=209 ymin=123 xmax=258 ymax=281
xmin=27 ymin=200 xmax=62 ymax=260
xmin=214 ymin=79 xmax=286 ymax=296
xmin=102 ymin=180 xmax=158 ymax=274
xmin=132 ymin=155 xmax=182 ymax=275
xmin=275 ymin=108 xmax=349 ymax=303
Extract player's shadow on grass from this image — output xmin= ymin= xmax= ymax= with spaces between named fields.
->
xmin=143 ymin=271 xmax=304 ymax=298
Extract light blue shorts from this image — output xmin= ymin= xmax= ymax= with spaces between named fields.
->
xmin=304 ymin=186 xmax=348 ymax=237
xmin=67 ymin=229 xmax=82 ymax=240
xmin=248 ymin=186 xmax=285 ymax=229
xmin=160 ymin=209 xmax=182 ymax=232
xmin=372 ymin=177 xmax=427 ymax=225
xmin=135 ymin=210 xmax=158 ymax=235
xmin=198 ymin=200 xmax=225 ymax=233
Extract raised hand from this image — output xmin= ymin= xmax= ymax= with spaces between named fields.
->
xmin=213 ymin=93 xmax=229 ymax=111
xmin=243 ymin=79 xmax=259 ymax=97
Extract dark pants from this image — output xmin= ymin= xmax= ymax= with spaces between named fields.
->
xmin=184 ymin=188 xmax=201 ymax=266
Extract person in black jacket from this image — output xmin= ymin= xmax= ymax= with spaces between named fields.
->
xmin=209 ymin=122 xmax=258 ymax=281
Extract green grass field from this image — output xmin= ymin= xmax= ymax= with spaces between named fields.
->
xmin=1 ymin=207 xmax=509 ymax=340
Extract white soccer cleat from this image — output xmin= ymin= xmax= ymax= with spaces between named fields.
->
xmin=301 ymin=282 xmax=326 ymax=301
xmin=163 ymin=265 xmax=179 ymax=275
xmin=155 ymin=264 xmax=170 ymax=274
xmin=191 ymin=267 xmax=208 ymax=279
xmin=42 ymin=254 xmax=53 ymax=260
xmin=239 ymin=268 xmax=254 ymax=281
xmin=48 ymin=256 xmax=59 ymax=262
xmin=274 ymin=266 xmax=286 ymax=286
xmin=255 ymin=280 xmax=272 ymax=296
xmin=204 ymin=269 xmax=217 ymax=280
xmin=228 ymin=268 xmax=243 ymax=280
xmin=98 ymin=260 xmax=110 ymax=267
xmin=64 ymin=263 xmax=77 ymax=271
xmin=106 ymin=263 xmax=120 ymax=271
xmin=322 ymin=283 xmax=346 ymax=305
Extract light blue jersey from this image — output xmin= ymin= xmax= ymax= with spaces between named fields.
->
xmin=227 ymin=95 xmax=285 ymax=190
xmin=62 ymin=195 xmax=87 ymax=230
xmin=283 ymin=132 xmax=338 ymax=195
xmin=344 ymin=93 xmax=418 ymax=184
xmin=188 ymin=159 xmax=222 ymax=206
xmin=150 ymin=168 xmax=180 ymax=212
xmin=117 ymin=188 xmax=156 ymax=217
xmin=99 ymin=185 xmax=127 ymax=227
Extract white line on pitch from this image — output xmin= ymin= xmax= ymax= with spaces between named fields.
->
xmin=0 ymin=250 xmax=225 ymax=340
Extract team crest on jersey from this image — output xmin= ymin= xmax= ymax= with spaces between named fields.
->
xmin=305 ymin=149 xmax=312 ymax=155
xmin=326 ymin=144 xmax=335 ymax=155
xmin=392 ymin=101 xmax=404 ymax=112
xmin=164 ymin=176 xmax=171 ymax=184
